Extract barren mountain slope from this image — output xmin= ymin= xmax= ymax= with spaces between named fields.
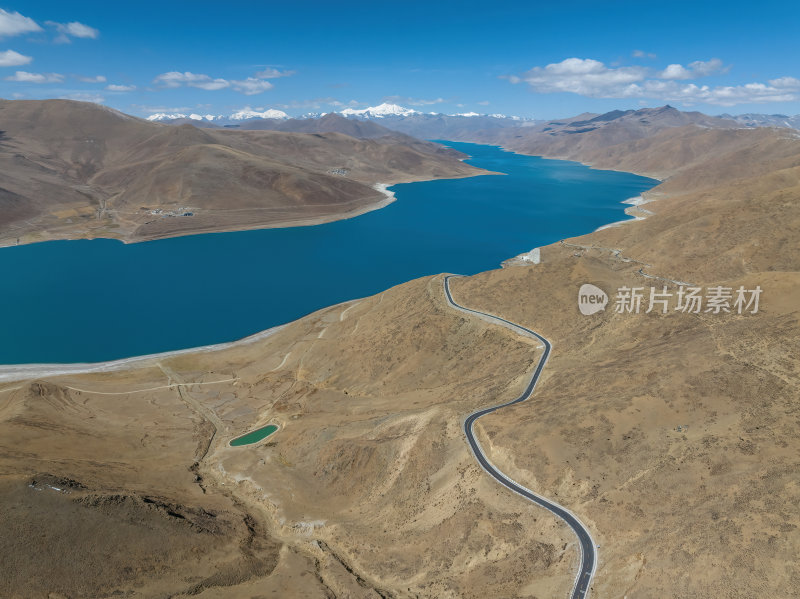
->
xmin=464 ymin=105 xmax=737 ymax=160
xmin=0 ymin=100 xmax=481 ymax=246
xmin=0 ymin=276 xmax=577 ymax=598
xmin=577 ymin=126 xmax=800 ymax=189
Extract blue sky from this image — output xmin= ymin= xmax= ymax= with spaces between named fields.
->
xmin=2 ymin=0 xmax=799 ymax=119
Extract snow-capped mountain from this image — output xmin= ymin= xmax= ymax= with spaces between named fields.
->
xmin=336 ymin=103 xmax=526 ymax=120
xmin=334 ymin=105 xmax=535 ymax=139
xmin=147 ymin=112 xmax=220 ymax=122
xmin=340 ymin=103 xmax=420 ymax=118
xmin=718 ymin=113 xmax=800 ymax=130
xmin=230 ymin=108 xmax=289 ymax=120
xmin=145 ymin=103 xmax=534 ymax=139
xmin=147 ymin=108 xmax=288 ymax=123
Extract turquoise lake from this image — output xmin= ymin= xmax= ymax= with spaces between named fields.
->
xmin=0 ymin=142 xmax=657 ymax=364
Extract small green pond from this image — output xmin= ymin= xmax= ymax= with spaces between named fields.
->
xmin=229 ymin=424 xmax=279 ymax=447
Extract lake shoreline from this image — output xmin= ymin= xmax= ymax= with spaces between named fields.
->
xmin=0 ymin=142 xmax=656 ymax=370
xmin=0 ymin=324 xmax=284 ymax=383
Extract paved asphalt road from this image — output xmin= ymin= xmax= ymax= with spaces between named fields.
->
xmin=443 ymin=275 xmax=597 ymax=599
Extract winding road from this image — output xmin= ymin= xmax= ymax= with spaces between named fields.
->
xmin=443 ymin=275 xmax=597 ymax=599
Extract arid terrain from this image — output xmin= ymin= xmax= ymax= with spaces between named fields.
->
xmin=0 ymin=108 xmax=798 ymax=598
xmin=0 ymin=100 xmax=481 ymax=246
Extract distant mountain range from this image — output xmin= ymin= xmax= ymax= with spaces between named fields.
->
xmin=147 ymin=102 xmax=527 ymax=124
xmin=147 ymin=107 xmax=291 ymax=122
xmin=718 ymin=113 xmax=800 ymax=129
xmin=337 ymin=105 xmax=535 ymax=140
xmin=147 ymin=103 xmax=535 ymax=138
xmin=136 ymin=102 xmax=800 ymax=192
xmin=146 ymin=102 xmax=800 ymax=144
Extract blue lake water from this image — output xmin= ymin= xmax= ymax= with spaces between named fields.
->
xmin=0 ymin=142 xmax=657 ymax=364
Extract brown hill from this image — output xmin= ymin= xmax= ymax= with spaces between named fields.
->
xmin=0 ymin=99 xmax=482 ymax=245
xmin=467 ymin=105 xmax=738 ymax=160
xmin=461 ymin=105 xmax=800 ymax=200
xmin=578 ymin=125 xmax=800 ymax=190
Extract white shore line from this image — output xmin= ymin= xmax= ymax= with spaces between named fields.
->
xmin=504 ymin=194 xmax=656 ymax=267
xmin=0 ymin=294 xmax=369 ymax=384
xmin=0 ymin=325 xmax=284 ymax=384
xmin=372 ymin=182 xmax=396 ymax=204
xmin=594 ymin=195 xmax=656 ymax=232
xmin=484 ymin=142 xmax=663 ymax=268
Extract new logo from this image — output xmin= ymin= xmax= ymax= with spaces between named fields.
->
xmin=578 ymin=284 xmax=608 ymax=315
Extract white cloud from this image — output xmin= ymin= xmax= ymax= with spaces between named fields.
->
xmin=254 ymin=67 xmax=295 ymax=79
xmin=47 ymin=21 xmax=99 ymax=43
xmin=77 ymin=75 xmax=106 ymax=83
xmin=62 ymin=92 xmax=104 ymax=104
xmin=660 ymin=58 xmax=725 ymax=80
xmin=689 ymin=58 xmax=726 ymax=77
xmin=0 ymin=9 xmax=41 ymax=37
xmin=383 ymin=95 xmax=446 ymax=106
xmin=510 ymin=56 xmax=797 ymax=106
xmin=627 ymin=80 xmax=798 ymax=106
xmin=62 ymin=22 xmax=98 ymax=38
xmin=133 ymin=104 xmax=192 ymax=114
xmin=274 ymin=97 xmax=350 ymax=110
xmin=0 ymin=49 xmax=32 ymax=66
xmin=660 ymin=64 xmax=692 ymax=80
xmin=477 ymin=100 xmax=490 ymax=105
xmin=633 ymin=49 xmax=657 ymax=59
xmin=153 ymin=71 xmax=230 ymax=90
xmin=231 ymin=77 xmax=274 ymax=95
xmin=193 ymin=79 xmax=229 ymax=90
xmin=5 ymin=70 xmax=63 ymax=83
xmin=409 ymin=97 xmax=445 ymax=106
xmin=153 ymin=70 xmax=278 ymax=95
xmin=769 ymin=76 xmax=800 ymax=89
xmin=515 ymin=58 xmax=647 ymax=97
xmin=106 ymin=84 xmax=136 ymax=92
